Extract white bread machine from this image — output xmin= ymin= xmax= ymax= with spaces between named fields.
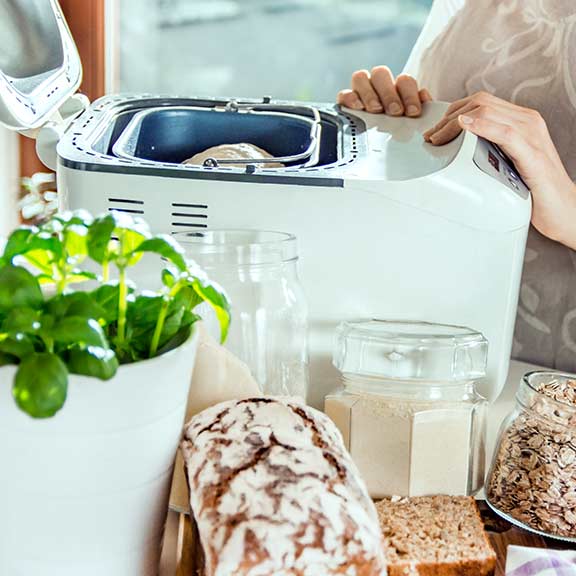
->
xmin=0 ymin=0 xmax=532 ymax=404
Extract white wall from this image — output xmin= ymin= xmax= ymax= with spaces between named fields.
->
xmin=0 ymin=126 xmax=19 ymax=238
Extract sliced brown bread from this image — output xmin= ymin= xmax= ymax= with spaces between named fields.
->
xmin=376 ymin=495 xmax=496 ymax=576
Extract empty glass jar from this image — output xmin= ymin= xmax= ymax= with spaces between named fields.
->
xmin=325 ymin=320 xmax=488 ymax=499
xmin=487 ymin=371 xmax=576 ymax=541
xmin=177 ymin=230 xmax=308 ymax=398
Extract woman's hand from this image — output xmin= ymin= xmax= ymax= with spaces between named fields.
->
xmin=337 ymin=66 xmax=433 ymax=117
xmin=424 ymin=91 xmax=576 ymax=250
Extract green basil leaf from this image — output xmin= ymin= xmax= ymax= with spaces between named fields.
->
xmin=28 ymin=233 xmax=64 ymax=260
xmin=65 ymin=294 xmax=107 ymax=320
xmin=157 ymin=306 xmax=185 ymax=350
xmin=0 ymin=335 xmax=36 ymax=359
xmin=39 ymin=313 xmax=55 ymax=332
xmin=106 ymin=212 xmax=151 ymax=262
xmin=161 ymin=268 xmax=176 ymax=288
xmin=37 ymin=274 xmax=56 ymax=285
xmin=171 ymin=284 xmax=202 ymax=312
xmin=156 ymin=324 xmax=193 ymax=357
xmin=87 ymin=214 xmax=116 ymax=264
xmin=3 ymin=228 xmax=63 ymax=266
xmin=134 ymin=236 xmax=187 ymax=271
xmin=181 ymin=309 xmax=200 ymax=327
xmin=1 ymin=308 xmax=41 ymax=334
xmin=89 ymin=283 xmax=121 ymax=322
xmin=0 ymin=265 xmax=43 ymax=312
xmin=192 ymin=278 xmax=231 ymax=343
xmin=64 ymin=225 xmax=88 ymax=259
xmin=13 ymin=352 xmax=68 ymax=418
xmin=2 ymin=228 xmax=35 ymax=262
xmin=46 ymin=293 xmax=107 ymax=322
xmin=0 ymin=351 xmax=16 ymax=367
xmin=65 ymin=271 xmax=98 ymax=285
xmin=67 ymin=346 xmax=118 ymax=380
xmin=21 ymin=249 xmax=53 ymax=275
xmin=125 ymin=294 xmax=165 ymax=357
xmin=50 ymin=317 xmax=107 ymax=348
xmin=127 ymin=294 xmax=163 ymax=327
xmin=120 ymin=228 xmax=148 ymax=261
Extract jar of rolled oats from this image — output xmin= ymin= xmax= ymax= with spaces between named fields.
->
xmin=487 ymin=372 xmax=576 ymax=542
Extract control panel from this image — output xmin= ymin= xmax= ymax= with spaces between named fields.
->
xmin=473 ymin=137 xmax=530 ymax=200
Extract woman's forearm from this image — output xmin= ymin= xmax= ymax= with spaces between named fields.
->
xmin=536 ymin=178 xmax=576 ymax=251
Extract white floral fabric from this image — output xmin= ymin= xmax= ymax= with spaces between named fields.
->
xmin=414 ymin=0 xmax=576 ymax=372
xmin=506 ymin=545 xmax=576 ymax=575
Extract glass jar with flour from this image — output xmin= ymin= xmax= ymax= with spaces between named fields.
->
xmin=325 ymin=320 xmax=488 ymax=499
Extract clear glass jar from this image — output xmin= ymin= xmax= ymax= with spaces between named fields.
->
xmin=487 ymin=371 xmax=576 ymax=542
xmin=325 ymin=320 xmax=488 ymax=499
xmin=177 ymin=230 xmax=308 ymax=398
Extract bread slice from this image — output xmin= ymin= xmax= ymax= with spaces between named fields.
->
xmin=376 ymin=496 xmax=496 ymax=576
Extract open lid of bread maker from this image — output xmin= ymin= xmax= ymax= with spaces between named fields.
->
xmin=0 ymin=0 xmax=83 ymax=132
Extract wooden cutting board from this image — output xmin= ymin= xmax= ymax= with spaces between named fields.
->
xmin=479 ymin=503 xmax=575 ymax=575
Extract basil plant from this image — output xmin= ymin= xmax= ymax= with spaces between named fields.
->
xmin=0 ymin=211 xmax=230 ymax=419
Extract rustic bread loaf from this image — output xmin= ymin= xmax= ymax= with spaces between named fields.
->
xmin=376 ymin=495 xmax=496 ymax=576
xmin=181 ymin=397 xmax=386 ymax=576
xmin=183 ymin=143 xmax=283 ymax=168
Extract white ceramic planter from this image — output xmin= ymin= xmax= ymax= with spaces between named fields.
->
xmin=0 ymin=329 xmax=199 ymax=576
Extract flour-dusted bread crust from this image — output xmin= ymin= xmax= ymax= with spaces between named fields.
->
xmin=181 ymin=397 xmax=387 ymax=576
xmin=376 ymin=496 xmax=496 ymax=576
xmin=183 ymin=143 xmax=283 ymax=168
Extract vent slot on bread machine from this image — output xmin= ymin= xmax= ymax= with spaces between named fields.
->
xmin=108 ymin=197 xmax=145 ymax=215
xmin=171 ymin=202 xmax=208 ymax=233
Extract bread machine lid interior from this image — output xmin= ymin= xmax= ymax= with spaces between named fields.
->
xmin=0 ymin=0 xmax=82 ymax=131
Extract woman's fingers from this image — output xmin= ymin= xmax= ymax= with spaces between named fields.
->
xmin=351 ymin=70 xmax=384 ymax=113
xmin=396 ymin=74 xmax=423 ymax=117
xmin=419 ymin=88 xmax=433 ymax=103
xmin=424 ymin=92 xmax=534 ymax=144
xmin=423 ymin=101 xmax=480 ymax=142
xmin=427 ymin=103 xmax=517 ymax=146
xmin=339 ymin=66 xmax=433 ymax=116
xmin=457 ymin=110 xmax=533 ymax=167
xmin=337 ymin=89 xmax=364 ymax=110
xmin=426 ymin=117 xmax=464 ymax=145
xmin=436 ymin=93 xmax=502 ymax=136
xmin=370 ymin=66 xmax=404 ymax=116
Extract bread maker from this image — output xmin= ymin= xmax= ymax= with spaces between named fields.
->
xmin=0 ymin=0 xmax=532 ymax=404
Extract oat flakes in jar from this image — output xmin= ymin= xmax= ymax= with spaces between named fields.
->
xmin=487 ymin=372 xmax=576 ymax=542
xmin=324 ymin=320 xmax=488 ymax=499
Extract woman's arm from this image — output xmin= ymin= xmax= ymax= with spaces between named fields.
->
xmin=424 ymin=92 xmax=576 ymax=250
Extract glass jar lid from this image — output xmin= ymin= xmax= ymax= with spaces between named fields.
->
xmin=175 ymin=230 xmax=297 ymax=268
xmin=333 ymin=319 xmax=488 ymax=382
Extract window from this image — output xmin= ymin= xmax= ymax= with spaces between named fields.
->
xmin=117 ymin=0 xmax=432 ymax=101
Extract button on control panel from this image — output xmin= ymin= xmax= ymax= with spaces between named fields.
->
xmin=473 ymin=137 xmax=530 ymax=199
